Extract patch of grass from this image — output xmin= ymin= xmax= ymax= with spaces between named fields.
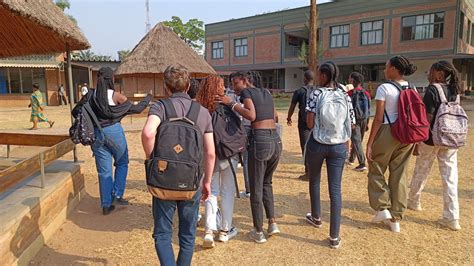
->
xmin=274 ymin=93 xmax=291 ymax=111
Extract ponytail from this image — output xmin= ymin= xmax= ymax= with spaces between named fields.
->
xmin=431 ymin=60 xmax=462 ymax=95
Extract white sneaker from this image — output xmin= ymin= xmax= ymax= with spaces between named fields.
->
xmin=438 ymin=218 xmax=461 ymax=231
xmin=218 ymin=230 xmax=229 ymax=242
xmin=372 ymin=210 xmax=392 ymax=223
xmin=203 ymin=231 xmax=215 ymax=248
xmin=383 ymin=220 xmax=400 ymax=233
xmin=407 ymin=199 xmax=422 ymax=211
xmin=228 ymin=227 xmax=238 ymax=240
xmin=239 ymin=191 xmax=250 ymax=198
xmin=267 ymin=222 xmax=280 ymax=236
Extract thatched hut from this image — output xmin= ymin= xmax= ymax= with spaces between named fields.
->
xmin=115 ymin=23 xmax=216 ymax=97
xmin=0 ymin=0 xmax=90 ymax=57
xmin=0 ymin=0 xmax=90 ymax=107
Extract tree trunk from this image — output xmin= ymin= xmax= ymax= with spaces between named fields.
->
xmin=309 ymin=0 xmax=318 ymax=74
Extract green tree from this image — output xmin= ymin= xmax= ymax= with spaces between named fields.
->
xmin=163 ymin=16 xmax=205 ymax=51
xmin=298 ymin=41 xmax=309 ymax=65
xmin=117 ymin=50 xmax=131 ymax=61
xmin=54 ymin=0 xmax=76 ymax=24
xmin=298 ymin=41 xmax=324 ymax=65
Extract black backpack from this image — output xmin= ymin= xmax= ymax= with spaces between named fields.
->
xmin=145 ymin=98 xmax=204 ymax=200
xmin=351 ymin=89 xmax=370 ymax=121
xmin=69 ymin=98 xmax=103 ymax=146
xmin=212 ymin=104 xmax=247 ymax=160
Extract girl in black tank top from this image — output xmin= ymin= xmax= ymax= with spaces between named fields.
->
xmin=216 ymin=71 xmax=282 ymax=242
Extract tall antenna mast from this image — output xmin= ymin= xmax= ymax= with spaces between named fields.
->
xmin=145 ymin=0 xmax=151 ymax=33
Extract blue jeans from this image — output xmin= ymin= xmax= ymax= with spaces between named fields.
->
xmin=91 ymin=123 xmax=129 ymax=207
xmin=305 ymin=137 xmax=346 ymax=239
xmin=152 ymin=190 xmax=201 ymax=266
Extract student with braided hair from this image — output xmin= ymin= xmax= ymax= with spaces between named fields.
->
xmin=366 ymin=55 xmax=417 ymax=233
xmin=216 ymin=71 xmax=282 ymax=244
xmin=407 ymin=61 xmax=463 ymax=231
xmin=305 ymin=61 xmax=355 ymax=249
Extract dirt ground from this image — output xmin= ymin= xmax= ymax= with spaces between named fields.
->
xmin=1 ymin=104 xmax=473 ymax=265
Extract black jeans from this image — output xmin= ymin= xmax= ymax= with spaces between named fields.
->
xmin=305 ymin=137 xmax=346 ymax=239
xmin=298 ymin=124 xmax=311 ymax=173
xmin=349 ymin=119 xmax=368 ymax=166
xmin=248 ymin=129 xmax=282 ymax=232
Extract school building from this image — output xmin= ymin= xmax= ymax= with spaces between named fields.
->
xmin=0 ymin=54 xmax=67 ymax=107
xmin=0 ymin=54 xmax=121 ymax=107
xmin=204 ymin=0 xmax=474 ymax=93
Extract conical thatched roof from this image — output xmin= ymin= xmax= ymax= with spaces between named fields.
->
xmin=0 ymin=0 xmax=90 ymax=58
xmin=115 ymin=23 xmax=215 ymax=76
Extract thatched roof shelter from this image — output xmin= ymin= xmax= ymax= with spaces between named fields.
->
xmin=0 ymin=0 xmax=90 ymax=58
xmin=115 ymin=23 xmax=216 ymax=77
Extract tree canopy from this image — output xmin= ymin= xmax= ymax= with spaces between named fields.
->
xmin=163 ymin=16 xmax=205 ymax=52
xmin=54 ymin=0 xmax=76 ymax=24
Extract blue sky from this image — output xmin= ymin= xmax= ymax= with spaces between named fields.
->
xmin=67 ymin=0 xmax=330 ymax=59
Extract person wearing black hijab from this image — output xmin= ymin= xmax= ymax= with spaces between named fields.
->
xmin=87 ymin=67 xmax=152 ymax=215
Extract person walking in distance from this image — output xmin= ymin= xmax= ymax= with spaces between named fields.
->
xmin=28 ymin=84 xmax=55 ymax=130
xmin=287 ymin=70 xmax=315 ymax=181
xmin=58 ymin=84 xmax=67 ymax=105
xmin=347 ymin=72 xmax=371 ymax=172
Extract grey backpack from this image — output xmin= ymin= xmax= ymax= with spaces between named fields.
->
xmin=431 ymin=83 xmax=468 ymax=148
xmin=312 ymin=85 xmax=352 ymax=145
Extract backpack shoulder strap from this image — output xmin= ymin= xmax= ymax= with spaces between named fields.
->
xmin=83 ymin=101 xmax=104 ymax=134
xmin=160 ymin=98 xmax=178 ymax=119
xmin=385 ymin=80 xmax=404 ymax=92
xmin=186 ymin=101 xmax=201 ymax=124
xmin=432 ymin=83 xmax=448 ymax=103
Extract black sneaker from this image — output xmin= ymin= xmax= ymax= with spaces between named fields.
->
xmin=353 ymin=164 xmax=367 ymax=172
xmin=305 ymin=213 xmax=322 ymax=228
xmin=329 ymin=237 xmax=341 ymax=249
xmin=102 ymin=205 xmax=115 ymax=215
xmin=113 ymin=197 xmax=129 ymax=205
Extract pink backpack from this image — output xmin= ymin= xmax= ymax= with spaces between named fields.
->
xmin=384 ymin=81 xmax=430 ymax=144
xmin=431 ymin=83 xmax=468 ymax=148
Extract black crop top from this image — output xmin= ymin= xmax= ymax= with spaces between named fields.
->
xmin=240 ymin=87 xmax=275 ymax=122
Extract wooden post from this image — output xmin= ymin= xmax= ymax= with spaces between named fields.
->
xmin=66 ymin=45 xmax=78 ymax=163
xmin=88 ymin=66 xmax=93 ymax=88
xmin=39 ymin=152 xmax=45 ymax=188
xmin=309 ymin=0 xmax=318 ymax=74
xmin=6 ymin=144 xmax=10 ymax=158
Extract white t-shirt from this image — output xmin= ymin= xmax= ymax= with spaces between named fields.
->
xmin=375 ymin=81 xmax=409 ymax=124
xmin=107 ymin=89 xmax=116 ymax=106
xmin=81 ymin=86 xmax=88 ymax=96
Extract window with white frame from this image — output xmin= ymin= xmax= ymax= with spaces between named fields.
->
xmin=211 ymin=41 xmax=224 ymax=59
xmin=234 ymin=38 xmax=248 ymax=57
xmin=330 ymin=25 xmax=350 ymax=48
xmin=361 ymin=20 xmax=383 ymax=45
xmin=402 ymin=12 xmax=445 ymax=41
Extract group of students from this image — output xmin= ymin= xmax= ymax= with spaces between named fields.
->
xmin=80 ymin=54 xmax=464 ymax=265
